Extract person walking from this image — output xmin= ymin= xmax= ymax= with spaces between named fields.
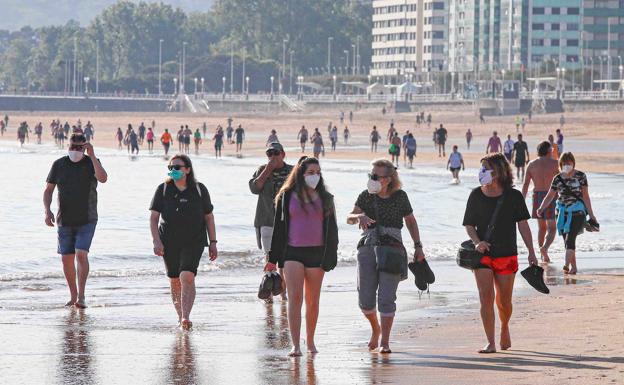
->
xmin=522 ymin=141 xmax=559 ymax=262
xmin=250 ymin=143 xmax=293 ymax=301
xmin=146 ymin=127 xmax=155 ymax=153
xmin=503 ymin=134 xmax=515 ymax=162
xmin=347 ymin=159 xmax=427 ymax=353
xmin=128 ymin=126 xmax=139 ymax=155
xmin=311 ymin=129 xmax=325 ymax=158
xmin=435 ymin=124 xmax=448 ymax=157
xmin=466 ymin=128 xmax=473 ymax=150
xmin=556 ymin=129 xmax=564 ymax=154
xmin=370 ymin=126 xmax=380 ymax=152
xmin=183 ymin=125 xmax=192 ymax=154
xmin=138 ymin=122 xmax=146 ymax=145
xmin=115 ymin=127 xmax=123 ymax=150
xmin=17 ymin=121 xmax=29 ymax=147
xmin=264 ymin=156 xmax=338 ymax=356
xmin=235 ymin=124 xmax=245 ymax=155
xmin=548 ymin=134 xmax=560 ymax=160
xmin=462 ymin=153 xmax=537 ymax=353
xmin=447 ymin=145 xmax=465 ymax=183
xmin=389 ymin=132 xmax=401 ymax=167
xmin=405 ymin=133 xmax=417 ymax=168
xmin=213 ymin=127 xmax=224 ymax=158
xmin=343 ymin=126 xmax=350 ymax=145
xmin=177 ymin=126 xmax=184 ymax=153
xmin=330 ymin=126 xmax=338 ymax=151
xmin=401 ymin=131 xmax=410 ymax=166
xmin=486 ymin=131 xmax=502 ymax=154
xmin=266 ymin=129 xmax=279 ymax=145
xmin=150 ymin=154 xmax=218 ymax=330
xmin=536 ymin=152 xmax=598 ymax=275
xmin=511 ymin=134 xmax=529 ymax=181
xmin=297 ymin=125 xmax=308 ymax=153
xmin=161 ymin=129 xmax=173 ymax=156
xmin=44 ymin=133 xmax=108 ymax=308
xmin=193 ymin=128 xmax=202 ymax=155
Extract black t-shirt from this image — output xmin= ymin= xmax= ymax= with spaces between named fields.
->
xmin=436 ymin=127 xmax=447 ymax=143
xmin=462 ymin=188 xmax=530 ymax=258
xmin=150 ymin=182 xmax=214 ymax=245
xmin=355 ymin=190 xmax=413 ymax=229
xmin=46 ymin=156 xmax=99 ymax=227
xmin=513 ymin=141 xmax=528 ymax=163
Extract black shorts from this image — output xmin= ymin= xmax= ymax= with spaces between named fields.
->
xmin=283 ymin=246 xmax=323 ymax=268
xmin=450 ymin=167 xmax=461 ymax=172
xmin=515 ymin=159 xmax=526 ymax=167
xmin=163 ymin=242 xmax=205 ymax=278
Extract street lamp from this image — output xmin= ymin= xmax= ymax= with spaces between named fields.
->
xmin=561 ymin=68 xmax=566 ymax=91
xmin=327 ymin=37 xmax=333 ymax=74
xmin=245 ymin=76 xmax=250 ymax=95
xmin=556 ymin=67 xmax=561 ymax=91
xmin=201 ymin=77 xmax=204 ymax=94
xmin=221 ymin=76 xmax=226 ymax=96
xmin=344 ymin=50 xmax=349 ymax=74
xmin=270 ymin=76 xmax=274 ymax=99
xmin=589 ymin=57 xmax=594 ymax=91
xmin=84 ymin=76 xmax=89 ymax=93
xmin=194 ymin=77 xmax=198 ymax=94
xmin=332 ymin=75 xmax=337 ymax=99
xmin=173 ymin=77 xmax=178 ymax=95
xmin=351 ymin=44 xmax=356 ymax=75
xmin=158 ymin=39 xmax=164 ymax=95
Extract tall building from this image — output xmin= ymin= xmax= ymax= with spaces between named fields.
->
xmin=370 ymin=0 xmax=448 ymax=82
xmin=581 ymin=0 xmax=624 ymax=80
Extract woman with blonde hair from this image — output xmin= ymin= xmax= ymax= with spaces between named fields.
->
xmin=265 ymin=156 xmax=339 ymax=356
xmin=462 ymin=153 xmax=537 ymax=353
xmin=347 ymin=159 xmax=427 ymax=353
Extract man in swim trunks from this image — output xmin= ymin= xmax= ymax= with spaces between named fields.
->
xmin=522 ymin=141 xmax=559 ymax=262
xmin=511 ymin=133 xmax=529 ymax=181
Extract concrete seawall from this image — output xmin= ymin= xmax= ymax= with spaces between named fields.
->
xmin=0 ymin=95 xmax=170 ymax=112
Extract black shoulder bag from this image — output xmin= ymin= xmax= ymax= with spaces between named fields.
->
xmin=372 ymin=197 xmax=408 ymax=276
xmin=457 ymin=194 xmax=505 ymax=270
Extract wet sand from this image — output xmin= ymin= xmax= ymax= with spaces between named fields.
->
xmin=2 ymin=108 xmax=623 ymax=173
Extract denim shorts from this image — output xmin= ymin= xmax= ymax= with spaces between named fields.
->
xmin=57 ymin=222 xmax=97 ymax=255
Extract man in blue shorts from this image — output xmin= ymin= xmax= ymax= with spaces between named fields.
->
xmin=44 ymin=133 xmax=108 ymax=308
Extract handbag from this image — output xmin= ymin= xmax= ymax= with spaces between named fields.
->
xmin=457 ymin=194 xmax=505 ymax=270
xmin=372 ymin=197 xmax=407 ymax=276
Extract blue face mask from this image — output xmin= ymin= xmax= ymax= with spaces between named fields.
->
xmin=168 ymin=169 xmax=185 ymax=181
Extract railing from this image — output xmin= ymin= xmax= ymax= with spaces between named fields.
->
xmin=0 ymin=91 xmax=175 ymax=100
xmin=520 ymin=90 xmax=622 ymax=100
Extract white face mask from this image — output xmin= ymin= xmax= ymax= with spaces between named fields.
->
xmin=367 ymin=178 xmax=382 ymax=194
xmin=562 ymin=165 xmax=573 ymax=174
xmin=304 ymin=174 xmax=320 ymax=189
xmin=479 ymin=167 xmax=493 ymax=186
xmin=68 ymin=150 xmax=84 ymax=162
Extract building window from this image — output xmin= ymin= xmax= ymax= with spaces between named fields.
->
xmin=551 ymin=23 xmax=560 ymax=31
xmin=532 ymin=54 xmax=544 ymax=63
xmin=432 ymin=31 xmax=444 ymax=39
xmin=551 ymin=39 xmax=560 ymax=47
xmin=533 ymin=7 xmax=545 ymax=15
xmin=551 ymin=7 xmax=560 ymax=15
xmin=567 ymin=23 xmax=579 ymax=31
xmin=567 ymin=39 xmax=579 ymax=47
xmin=433 ymin=2 xmax=445 ymax=10
xmin=567 ymin=7 xmax=580 ymax=15
xmin=532 ymin=23 xmax=545 ymax=30
xmin=532 ymin=39 xmax=545 ymax=46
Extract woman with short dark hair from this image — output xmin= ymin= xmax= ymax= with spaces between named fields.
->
xmin=462 ymin=153 xmax=537 ymax=353
xmin=149 ymin=154 xmax=218 ymax=330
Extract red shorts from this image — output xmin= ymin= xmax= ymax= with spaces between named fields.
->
xmin=477 ymin=255 xmax=518 ymax=275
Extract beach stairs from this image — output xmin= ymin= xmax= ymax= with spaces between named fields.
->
xmin=182 ymin=94 xmax=198 ymax=113
xmin=279 ymin=94 xmax=305 ymax=112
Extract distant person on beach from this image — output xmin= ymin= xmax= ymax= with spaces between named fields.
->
xmin=311 ymin=129 xmax=325 ymax=158
xmin=462 ymin=153 xmax=537 ymax=353
xmin=349 ymin=110 xmax=353 ymax=122
xmin=405 ymin=133 xmax=417 ymax=168
xmin=556 ymin=129 xmax=564 ymax=154
xmin=339 ymin=110 xmax=345 ymax=124
xmin=161 ymin=129 xmax=173 ymax=156
xmin=138 ymin=122 xmax=146 ymax=144
xmin=447 ymin=145 xmax=465 ymax=183
xmin=370 ymin=126 xmax=380 ymax=152
xmin=128 ymin=125 xmax=139 ymax=155
xmin=503 ymin=134 xmax=515 ymax=162
xmin=146 ymin=127 xmax=155 ymax=153
xmin=436 ymin=124 xmax=448 ymax=157
xmin=347 ymin=159 xmax=427 ymax=354
xmin=511 ymin=134 xmax=529 ymax=181
xmin=235 ymin=124 xmax=245 ymax=154
xmin=3 ymin=114 xmax=8 ymax=129
xmin=265 ymin=156 xmax=338 ymax=356
xmin=83 ymin=122 xmax=93 ymax=142
xmin=17 ymin=121 xmax=29 ymax=147
xmin=527 ymin=110 xmax=532 ymax=122
xmin=297 ymin=125 xmax=308 ymax=152
xmin=213 ymin=126 xmax=223 ymax=158
xmin=537 ymin=152 xmax=598 ymax=275
xmin=330 ymin=126 xmax=338 ymax=151
xmin=193 ymin=128 xmax=202 ymax=155
xmin=150 ymin=154 xmax=218 ymax=330
xmin=177 ymin=126 xmax=184 ymax=153
xmin=116 ymin=127 xmax=123 ymax=149
xmin=0 ymin=120 xmax=5 ymax=136
xmin=401 ymin=131 xmax=410 ymax=166
xmin=226 ymin=123 xmax=234 ymax=144
xmin=202 ymin=122 xmax=207 ymax=137
xmin=266 ymin=129 xmax=279 ymax=146
xmin=522 ymin=141 xmax=559 ymax=262
xmin=426 ymin=113 xmax=432 ymax=128
xmin=521 ymin=117 xmax=526 ymax=131
xmin=389 ymin=132 xmax=401 ymax=167
xmin=515 ymin=116 xmax=521 ymax=132
xmin=465 ymin=128 xmax=473 ymax=149
xmin=35 ymin=122 xmax=43 ymax=144
xmin=486 ymin=131 xmax=502 ymax=154
xmin=559 ymin=115 xmax=565 ymax=130
xmin=183 ymin=125 xmax=192 ymax=154
xmin=479 ymin=112 xmax=486 ymax=124
xmin=548 ymin=134 xmax=560 ymax=160
xmin=250 ymin=142 xmax=293 ymax=301
xmin=44 ymin=133 xmax=108 ymax=308
xmin=343 ymin=126 xmax=350 ymax=145
xmin=387 ymin=123 xmax=396 ymax=144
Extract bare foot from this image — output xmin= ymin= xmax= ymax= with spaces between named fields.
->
xmin=379 ymin=346 xmax=392 ymax=354
xmin=478 ymin=343 xmax=497 ymax=354
xmin=500 ymin=327 xmax=511 ymax=350
xmin=180 ymin=319 xmax=193 ymax=331
xmin=288 ymin=347 xmax=302 ymax=357
xmin=568 ymin=268 xmax=577 ymax=275
xmin=65 ymin=300 xmax=76 ymax=307
xmin=539 ymin=246 xmax=551 ymax=263
xmin=307 ymin=342 xmax=318 ymax=354
xmin=368 ymin=326 xmax=381 ymax=351
xmin=74 ymin=299 xmax=87 ymax=309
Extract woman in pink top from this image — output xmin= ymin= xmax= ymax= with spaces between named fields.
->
xmin=146 ymin=127 xmax=155 ymax=153
xmin=265 ymin=156 xmax=339 ymax=357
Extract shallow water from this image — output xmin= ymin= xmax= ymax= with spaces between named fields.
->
xmin=1 ymin=140 xmax=622 ymax=384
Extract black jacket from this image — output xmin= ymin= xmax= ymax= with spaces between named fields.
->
xmin=268 ymin=189 xmax=339 ymax=272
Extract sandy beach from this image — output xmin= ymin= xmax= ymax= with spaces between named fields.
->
xmin=1 ymin=107 xmax=623 ymax=384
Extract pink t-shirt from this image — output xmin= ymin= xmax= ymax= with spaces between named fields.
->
xmin=146 ymin=131 xmax=154 ymax=140
xmin=488 ymin=136 xmax=502 ymax=152
xmin=288 ymin=195 xmax=324 ymax=247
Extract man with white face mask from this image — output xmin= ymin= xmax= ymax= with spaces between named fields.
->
xmin=43 ymin=133 xmax=108 ymax=308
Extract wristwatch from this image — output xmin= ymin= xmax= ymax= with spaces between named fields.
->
xmin=414 ymin=240 xmax=423 ymax=248
xmin=210 ymin=240 xmax=218 ymax=244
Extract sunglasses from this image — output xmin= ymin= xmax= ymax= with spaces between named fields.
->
xmin=168 ymin=164 xmax=186 ymax=171
xmin=266 ymin=150 xmax=281 ymax=157
xmin=368 ymin=173 xmax=387 ymax=181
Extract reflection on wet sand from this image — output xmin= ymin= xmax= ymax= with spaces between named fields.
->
xmin=166 ymin=333 xmax=197 ymax=385
xmin=264 ymin=301 xmax=290 ymax=350
xmin=290 ymin=356 xmax=317 ymax=385
xmin=57 ymin=308 xmax=95 ymax=385
xmin=542 ymin=263 xmax=582 ymax=286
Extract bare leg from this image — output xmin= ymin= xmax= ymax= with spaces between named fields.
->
xmin=179 ymin=271 xmax=196 ymax=330
xmin=364 ymin=312 xmax=381 ymax=350
xmin=61 ymin=254 xmax=78 ymax=306
xmin=474 ymin=268 xmax=496 ymax=353
xmin=379 ymin=316 xmax=394 ymax=353
xmin=303 ymin=268 xmax=324 ymax=353
xmin=169 ymin=278 xmax=182 ymax=322
xmin=494 ymin=273 xmax=515 ymax=350
xmin=284 ymin=261 xmax=305 ymax=356
xmin=542 ymin=220 xmax=557 ymax=262
xmin=279 ymin=267 xmax=288 ymax=301
xmin=567 ymin=249 xmax=577 ymax=274
xmin=75 ymin=250 xmax=89 ymax=308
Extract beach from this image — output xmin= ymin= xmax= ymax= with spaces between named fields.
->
xmin=1 ymin=108 xmax=623 ymax=384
